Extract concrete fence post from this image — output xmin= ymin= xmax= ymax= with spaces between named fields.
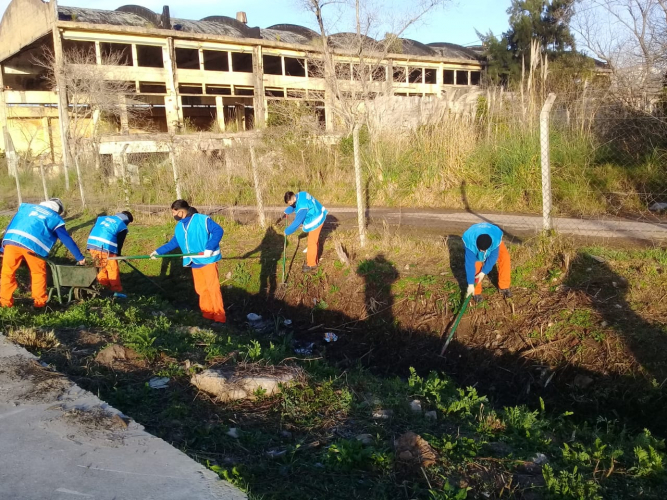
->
xmin=249 ymin=145 xmax=266 ymax=228
xmin=540 ymin=93 xmax=557 ymax=231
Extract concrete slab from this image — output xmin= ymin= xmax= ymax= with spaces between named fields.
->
xmin=0 ymin=335 xmax=246 ymax=500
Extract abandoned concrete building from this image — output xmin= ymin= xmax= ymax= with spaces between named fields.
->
xmin=0 ymin=0 xmax=486 ymax=166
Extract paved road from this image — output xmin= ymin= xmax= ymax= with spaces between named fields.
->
xmin=3 ymin=204 xmax=666 ymax=241
xmin=134 ymin=204 xmax=667 ymax=242
xmin=0 ymin=335 xmax=246 ymax=500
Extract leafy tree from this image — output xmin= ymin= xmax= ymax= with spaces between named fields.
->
xmin=478 ymin=0 xmax=577 ymax=84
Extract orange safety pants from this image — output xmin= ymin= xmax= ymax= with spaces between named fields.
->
xmin=90 ymin=250 xmax=122 ymax=292
xmin=306 ymin=223 xmax=323 ymax=267
xmin=192 ymin=263 xmax=226 ymax=323
xmin=474 ymin=241 xmax=511 ymax=295
xmin=0 ymin=245 xmax=48 ymax=308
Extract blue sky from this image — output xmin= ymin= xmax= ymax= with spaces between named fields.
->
xmin=0 ymin=0 xmax=511 ymax=46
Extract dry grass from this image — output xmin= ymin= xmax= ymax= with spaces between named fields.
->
xmin=7 ymin=327 xmax=60 ymax=349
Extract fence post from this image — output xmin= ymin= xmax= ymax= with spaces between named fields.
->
xmin=540 ymin=93 xmax=557 ymax=231
xmin=120 ymin=144 xmax=130 ymax=211
xmin=249 ymin=145 xmax=266 ymax=228
xmin=3 ymin=126 xmax=21 ymax=204
xmin=39 ymin=158 xmax=49 ymax=200
xmin=169 ymin=145 xmax=182 ymax=199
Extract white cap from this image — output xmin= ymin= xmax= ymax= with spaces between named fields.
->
xmin=40 ymin=200 xmax=62 ymax=214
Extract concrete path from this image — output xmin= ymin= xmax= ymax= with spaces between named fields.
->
xmin=3 ymin=203 xmax=666 ymax=241
xmin=174 ymin=205 xmax=667 ymax=242
xmin=0 ymin=335 xmax=246 ymax=500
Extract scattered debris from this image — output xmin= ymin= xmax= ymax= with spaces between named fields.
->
xmin=334 ymin=241 xmax=350 ymax=267
xmin=589 ymin=255 xmax=606 ymax=263
xmin=94 ymin=344 xmax=140 ymax=367
xmin=409 ymin=400 xmax=422 ymax=413
xmin=425 ymin=410 xmax=437 ymax=420
xmin=356 ymin=434 xmax=374 ymax=446
xmin=372 ymin=409 xmax=394 ymax=420
xmin=266 ymin=449 xmax=287 ymax=459
xmin=395 ymin=432 xmax=437 ymax=467
xmin=247 ymin=313 xmax=262 ymax=322
xmin=649 ymin=202 xmax=667 ymax=212
xmin=573 ymin=374 xmax=594 ymax=389
xmin=191 ymin=367 xmax=299 ymax=402
xmin=284 ymin=319 xmax=293 ymax=326
xmin=148 ymin=377 xmax=169 ymax=389
xmin=281 ymin=430 xmax=293 ymax=439
xmin=324 ymin=332 xmax=338 ymax=343
xmin=293 ymin=341 xmax=315 ymax=355
xmin=226 ymin=427 xmax=240 ymax=439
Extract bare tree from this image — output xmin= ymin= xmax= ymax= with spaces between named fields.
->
xmin=304 ymin=0 xmax=448 ymax=247
xmin=38 ymin=47 xmax=145 ymax=206
xmin=574 ymin=0 xmax=667 ymax=100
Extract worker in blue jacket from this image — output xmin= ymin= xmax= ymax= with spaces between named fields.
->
xmin=1 ymin=199 xmax=85 ymax=308
xmin=87 ymin=211 xmax=133 ymax=295
xmin=279 ymin=191 xmax=328 ymax=273
xmin=150 ymin=200 xmax=226 ymax=324
xmin=462 ymin=222 xmax=512 ymax=303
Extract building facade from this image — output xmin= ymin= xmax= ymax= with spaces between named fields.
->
xmin=0 ymin=0 xmax=485 ymax=162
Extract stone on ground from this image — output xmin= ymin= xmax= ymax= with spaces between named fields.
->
xmin=191 ymin=367 xmax=298 ymax=401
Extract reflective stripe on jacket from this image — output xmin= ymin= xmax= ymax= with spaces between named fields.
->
xmin=2 ymin=203 xmax=65 ymax=257
xmin=87 ymin=215 xmax=128 ymax=252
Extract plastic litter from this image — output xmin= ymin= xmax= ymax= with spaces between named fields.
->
xmin=226 ymin=427 xmax=240 ymax=439
xmin=148 ymin=377 xmax=169 ymax=389
xmin=284 ymin=319 xmax=292 ymax=326
xmin=294 ymin=342 xmax=315 ymax=355
xmin=324 ymin=332 xmax=338 ymax=343
xmin=247 ymin=313 xmax=262 ymax=322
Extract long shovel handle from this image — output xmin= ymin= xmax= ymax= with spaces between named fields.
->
xmin=440 ymin=294 xmax=473 ymax=356
xmin=122 ymin=260 xmax=169 ymax=294
xmin=282 ymin=235 xmax=287 ymax=284
xmin=108 ymin=252 xmax=203 ymax=261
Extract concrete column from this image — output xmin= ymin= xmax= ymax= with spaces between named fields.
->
xmin=235 ymin=103 xmax=245 ymax=131
xmin=95 ymin=41 xmax=102 ymax=64
xmin=43 ymin=116 xmax=56 ymax=163
xmin=163 ymin=37 xmax=182 ymax=133
xmin=385 ymin=59 xmax=393 ymax=97
xmin=215 ymin=96 xmax=225 ymax=132
xmin=118 ymin=94 xmax=129 ymax=134
xmin=252 ymin=46 xmax=266 ymax=129
xmin=52 ymin=27 xmax=72 ymax=177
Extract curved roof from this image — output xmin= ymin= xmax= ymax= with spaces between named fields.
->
xmin=53 ymin=5 xmax=482 ymax=61
xmin=427 ymin=42 xmax=479 ymax=61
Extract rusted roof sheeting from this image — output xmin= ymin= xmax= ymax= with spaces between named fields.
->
xmin=58 ymin=6 xmax=148 ymax=28
xmin=55 ymin=5 xmax=482 ymax=61
xmin=428 ymin=42 xmax=479 ymax=61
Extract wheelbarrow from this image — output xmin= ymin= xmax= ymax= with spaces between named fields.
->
xmin=45 ymin=260 xmax=100 ymax=304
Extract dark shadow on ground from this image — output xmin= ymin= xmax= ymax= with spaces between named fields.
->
xmin=564 ymin=251 xmax=667 ymax=388
xmin=242 ymin=226 xmax=283 ymax=300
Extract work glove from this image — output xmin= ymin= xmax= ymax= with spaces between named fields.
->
xmin=150 ymin=251 xmax=159 ymax=260
xmin=466 ymin=284 xmax=475 ymax=297
xmin=202 ymin=249 xmax=214 ymax=258
xmin=77 ymin=259 xmax=86 ymax=266
xmin=475 ymin=272 xmax=486 ymax=284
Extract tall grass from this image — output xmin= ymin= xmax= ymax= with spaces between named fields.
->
xmin=2 ymin=98 xmax=665 ymax=217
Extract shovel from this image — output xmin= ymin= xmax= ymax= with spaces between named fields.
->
xmin=440 ymin=294 xmax=473 ymax=356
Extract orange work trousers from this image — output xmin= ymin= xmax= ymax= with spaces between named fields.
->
xmin=0 ymin=245 xmax=48 ymax=308
xmin=306 ymin=223 xmax=323 ymax=267
xmin=474 ymin=241 xmax=511 ymax=295
xmin=90 ymin=250 xmax=122 ymax=292
xmin=192 ymin=263 xmax=226 ymax=323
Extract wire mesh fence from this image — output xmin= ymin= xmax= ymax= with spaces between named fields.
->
xmin=1 ymin=87 xmax=667 ymax=245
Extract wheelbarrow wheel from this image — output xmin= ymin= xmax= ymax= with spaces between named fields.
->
xmin=73 ymin=287 xmax=99 ymax=301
